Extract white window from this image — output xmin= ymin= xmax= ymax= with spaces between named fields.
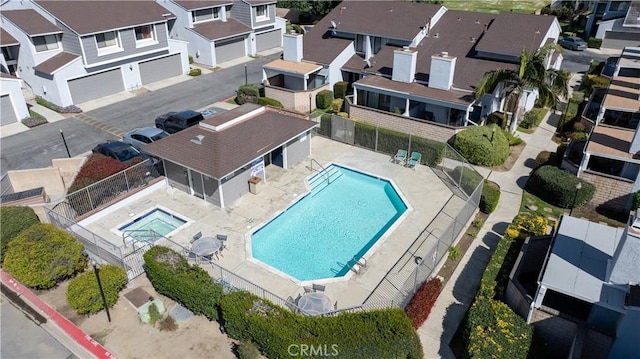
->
xmin=256 ymin=5 xmax=268 ymax=20
xmin=192 ymin=7 xmax=220 ymax=23
xmin=33 ymin=34 xmax=58 ymax=52
xmin=96 ymin=31 xmax=118 ymax=48
xmin=135 ymin=25 xmax=155 ymax=41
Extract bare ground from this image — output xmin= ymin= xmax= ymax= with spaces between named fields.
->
xmin=37 ymin=275 xmax=238 ymax=359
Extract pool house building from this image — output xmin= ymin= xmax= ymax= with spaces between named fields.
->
xmin=143 ymin=104 xmax=317 ymax=207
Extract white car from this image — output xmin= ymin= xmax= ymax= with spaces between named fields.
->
xmin=122 ymin=127 xmax=169 ymax=150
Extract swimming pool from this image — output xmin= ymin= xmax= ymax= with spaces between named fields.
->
xmin=251 ymin=164 xmax=407 ymax=281
xmin=119 ymin=208 xmax=187 ymax=242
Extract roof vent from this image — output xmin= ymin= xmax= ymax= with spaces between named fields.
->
xmin=433 ymin=32 xmax=439 ymax=38
xmin=191 ymin=135 xmax=205 ymax=145
xmin=475 ymin=19 xmax=480 ymax=24
xmin=457 ymin=17 xmax=461 ymax=21
xmin=441 ymin=51 xmax=448 ymax=57
xmin=470 ymin=37 xmax=476 ymax=42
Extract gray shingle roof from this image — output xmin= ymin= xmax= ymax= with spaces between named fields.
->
xmin=0 ymin=27 xmax=19 ymax=46
xmin=1 ymin=9 xmax=62 ymax=36
xmin=192 ymin=18 xmax=252 ymax=41
xmin=33 ymin=52 xmax=80 ymax=75
xmin=475 ymin=12 xmax=557 ymax=57
xmin=174 ymin=0 xmax=232 ymax=11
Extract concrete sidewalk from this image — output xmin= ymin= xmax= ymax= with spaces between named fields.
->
xmin=417 ymin=110 xmax=561 ymax=358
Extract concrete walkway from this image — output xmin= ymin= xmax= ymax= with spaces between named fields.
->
xmin=417 ymin=110 xmax=562 ymax=358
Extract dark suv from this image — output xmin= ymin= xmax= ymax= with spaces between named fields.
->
xmin=155 ymin=110 xmax=204 ymax=134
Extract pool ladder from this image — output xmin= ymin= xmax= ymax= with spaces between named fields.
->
xmin=310 ymin=159 xmax=330 ymax=185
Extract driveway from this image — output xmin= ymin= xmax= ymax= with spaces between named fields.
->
xmin=0 ymin=55 xmax=278 ymax=175
xmin=560 ymin=48 xmax=612 ymax=74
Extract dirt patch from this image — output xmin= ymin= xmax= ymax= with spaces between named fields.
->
xmin=488 ymin=143 xmax=526 ymax=172
xmin=37 ymin=275 xmax=238 ymax=359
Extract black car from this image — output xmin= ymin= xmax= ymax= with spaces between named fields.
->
xmin=155 ymin=110 xmax=204 ymax=134
xmin=92 ymin=141 xmax=150 ymax=164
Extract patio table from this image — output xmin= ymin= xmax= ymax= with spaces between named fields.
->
xmin=298 ymin=292 xmax=332 ymax=316
xmin=191 ymin=237 xmax=221 ymax=257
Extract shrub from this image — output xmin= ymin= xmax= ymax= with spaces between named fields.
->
xmin=66 ymin=264 xmax=127 ymax=315
xmin=318 ymin=113 xmax=332 ymax=137
xmin=480 ymin=180 xmax=500 ymax=214
xmin=405 ymin=277 xmax=443 ymax=329
xmin=587 ymin=37 xmax=602 ymax=49
xmin=22 ymin=110 xmax=48 ymax=128
xmin=143 ymin=246 xmax=223 ymax=321
xmin=452 ymin=125 xmax=510 ymax=166
xmin=188 ymin=68 xmax=201 ymax=76
xmin=68 ymin=153 xmax=129 ymax=193
xmin=465 ymin=296 xmax=533 ymax=359
xmin=236 ymin=341 xmax=261 ymax=359
xmin=486 ymin=111 xmax=507 ymax=129
xmin=257 ymin=97 xmax=283 ymax=108
xmin=526 ymin=165 xmax=595 ymax=208
xmin=556 ymin=143 xmax=568 ymax=162
xmin=333 ymin=81 xmax=348 ymax=99
xmin=315 ymin=90 xmax=333 ymax=110
xmin=504 ymin=131 xmax=524 ymax=146
xmin=236 ymin=84 xmax=260 ymax=105
xmin=3 ymin=223 xmax=86 ymax=289
xmin=331 ymin=98 xmax=344 ymax=113
xmin=573 ymin=121 xmax=586 ymax=132
xmin=534 ymin=150 xmax=555 ymax=168
xmin=188 ymin=55 xmax=194 ymax=64
xmin=448 ymin=166 xmax=483 ymax=197
xmin=158 ymin=315 xmax=178 ymax=331
xmin=448 ymin=246 xmax=461 ymax=261
xmin=511 ymin=212 xmax=548 ymax=236
xmin=219 ymin=291 xmax=423 ymax=359
xmin=634 ymin=191 xmax=640 ymax=210
xmin=35 ymin=96 xmax=82 ymax=113
xmin=583 ymin=75 xmax=610 ymax=97
xmin=337 ymin=111 xmax=349 ymax=118
xmin=556 ymin=92 xmax=584 ymax=133
xmin=0 ymin=206 xmax=40 ymax=264
xmin=148 ymin=303 xmax=162 ymax=324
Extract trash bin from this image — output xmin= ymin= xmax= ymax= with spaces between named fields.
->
xmin=248 ymin=176 xmax=261 ymax=194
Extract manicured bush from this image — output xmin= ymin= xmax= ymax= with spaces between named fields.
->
xmin=534 ymin=150 xmax=555 ymax=168
xmin=236 ymin=84 xmax=260 ymax=105
xmin=405 ymin=277 xmax=443 ymax=329
xmin=3 ymin=223 xmax=86 ymax=289
xmin=448 ymin=166 xmax=483 ymax=197
xmin=480 ymin=180 xmax=500 ymax=214
xmin=333 ymin=81 xmax=348 ymax=99
xmin=511 ymin=212 xmax=548 ymax=236
xmin=315 ymin=90 xmax=333 ymax=110
xmin=257 ymin=97 xmax=283 ymax=108
xmin=188 ymin=68 xmax=201 ymax=76
xmin=465 ymin=296 xmax=533 ymax=359
xmin=68 ymin=153 xmax=129 ymax=193
xmin=587 ymin=37 xmax=602 ymax=49
xmin=634 ymin=191 xmax=640 ymax=210
xmin=219 ymin=291 xmax=424 ymax=359
xmin=143 ymin=246 xmax=223 ymax=321
xmin=0 ymin=206 xmax=40 ymax=264
xmin=519 ymin=107 xmax=547 ymax=130
xmin=526 ymin=165 xmax=595 ymax=208
xmin=66 ymin=264 xmax=127 ymax=315
xmin=486 ymin=111 xmax=507 ymax=129
xmin=452 ymin=125 xmax=509 ymax=166
xmin=35 ymin=96 xmax=82 ymax=113
xmin=331 ymin=98 xmax=344 ymax=113
xmin=318 ymin=113 xmax=332 ymax=137
xmin=583 ymin=75 xmax=610 ymax=97
xmin=504 ymin=131 xmax=523 ymax=146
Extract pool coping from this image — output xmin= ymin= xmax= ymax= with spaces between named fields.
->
xmin=109 ymin=204 xmax=195 ymax=244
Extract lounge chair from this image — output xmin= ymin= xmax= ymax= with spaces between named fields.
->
xmin=312 ymin=284 xmax=326 ymax=292
xmin=303 ymin=286 xmax=313 ymax=294
xmin=407 ymin=152 xmax=422 ymax=169
xmin=190 ymin=231 xmax=202 ymax=243
xmin=393 ymin=149 xmax=407 ymax=164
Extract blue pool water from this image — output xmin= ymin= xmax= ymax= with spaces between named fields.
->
xmin=119 ymin=208 xmax=186 ymax=241
xmin=251 ymin=165 xmax=407 ymax=281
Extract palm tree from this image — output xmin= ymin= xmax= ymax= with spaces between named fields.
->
xmin=475 ymin=44 xmax=570 ymax=131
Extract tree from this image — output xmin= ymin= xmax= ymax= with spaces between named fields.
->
xmin=475 ymin=44 xmax=569 ymax=132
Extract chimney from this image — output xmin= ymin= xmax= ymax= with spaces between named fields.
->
xmin=428 ymin=52 xmax=456 ymax=90
xmin=283 ymin=32 xmax=303 ymax=62
xmin=392 ymin=48 xmax=417 ymax=83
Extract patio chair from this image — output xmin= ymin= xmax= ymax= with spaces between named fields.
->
xmin=334 ymin=301 xmax=338 ymax=310
xmin=286 ymin=296 xmax=299 ymax=313
xmin=407 ymin=152 xmax=422 ymax=169
xmin=312 ymin=284 xmax=326 ymax=292
xmin=393 ymin=149 xmax=408 ymax=164
xmin=303 ymin=286 xmax=313 ymax=294
xmin=217 ymin=234 xmax=227 ymax=257
xmin=190 ymin=231 xmax=202 ymax=243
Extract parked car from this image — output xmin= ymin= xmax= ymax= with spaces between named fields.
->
xmin=123 ymin=127 xmax=169 ymax=150
xmin=92 ymin=141 xmax=150 ymax=165
xmin=155 ymin=110 xmax=204 ymax=134
xmin=559 ymin=36 xmax=587 ymax=51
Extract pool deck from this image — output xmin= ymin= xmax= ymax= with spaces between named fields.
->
xmin=80 ymin=136 xmax=458 ymax=309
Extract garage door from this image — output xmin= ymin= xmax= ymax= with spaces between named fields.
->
xmin=0 ymin=95 xmax=17 ymax=125
xmin=140 ymin=54 xmax=182 ymax=85
xmin=215 ymin=37 xmax=246 ymax=64
xmin=256 ymin=29 xmax=281 ymax=52
xmin=602 ymin=31 xmax=640 ymax=51
xmin=68 ymin=68 xmax=123 ymax=104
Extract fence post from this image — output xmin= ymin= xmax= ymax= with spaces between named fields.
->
xmin=408 ymin=134 xmax=412 ymax=155
xmin=86 ymin=187 xmax=94 ymax=212
xmin=124 ymin=170 xmax=130 ymax=191
xmin=375 ymin=125 xmax=379 ymax=152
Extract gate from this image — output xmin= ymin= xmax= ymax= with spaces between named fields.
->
xmin=330 ymin=114 xmax=355 ymax=144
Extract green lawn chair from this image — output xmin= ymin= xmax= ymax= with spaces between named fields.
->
xmin=407 ymin=152 xmax=422 ymax=169
xmin=393 ymin=149 xmax=407 ymax=164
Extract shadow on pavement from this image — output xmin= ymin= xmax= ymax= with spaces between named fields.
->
xmin=516 ymin=175 xmax=530 ymax=189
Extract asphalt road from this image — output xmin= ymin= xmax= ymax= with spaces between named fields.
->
xmin=0 ymin=55 xmax=278 ymax=175
xmin=560 ymin=48 xmax=611 ymax=74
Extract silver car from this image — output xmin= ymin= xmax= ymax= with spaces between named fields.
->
xmin=122 ymin=127 xmax=170 ymax=150
xmin=559 ymin=36 xmax=587 ymax=51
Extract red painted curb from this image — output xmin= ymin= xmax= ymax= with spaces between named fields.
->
xmin=1 ymin=270 xmax=116 ymax=359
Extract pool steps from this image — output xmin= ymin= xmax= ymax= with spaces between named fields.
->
xmin=308 ymin=165 xmax=343 ymax=196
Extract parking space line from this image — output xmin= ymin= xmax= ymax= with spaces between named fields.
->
xmin=72 ymin=114 xmax=124 ymax=138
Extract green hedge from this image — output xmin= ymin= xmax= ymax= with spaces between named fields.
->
xmin=480 ymin=180 xmax=500 ymax=214
xmin=219 ymin=291 xmax=424 ymax=359
xmin=587 ymin=37 xmax=602 ymax=49
xmin=236 ymin=84 xmax=260 ymax=105
xmin=257 ymin=97 xmax=283 ymax=108
xmin=333 ymin=81 xmax=348 ymax=99
xmin=556 ymin=92 xmax=584 ymax=133
xmin=143 ymin=246 xmax=223 ymax=321
xmin=66 ymin=265 xmax=127 ymax=314
xmin=526 ymin=165 xmax=594 ymax=208
xmin=188 ymin=68 xmax=201 ymax=76
xmin=486 ymin=112 xmax=507 ymax=129
xmin=318 ymin=113 xmax=332 ymax=137
xmin=331 ymin=98 xmax=344 ymax=113
xmin=316 ymin=90 xmax=333 ymax=110
xmin=452 ymin=125 xmax=509 ymax=166
xmin=519 ymin=108 xmax=547 ymax=130
xmin=634 ymin=191 xmax=640 ymax=210
xmin=0 ymin=206 xmax=40 ymax=264
xmin=354 ymin=121 xmax=444 ymax=166
xmin=3 ymin=223 xmax=86 ymax=289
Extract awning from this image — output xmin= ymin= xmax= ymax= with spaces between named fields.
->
xmin=264 ymin=59 xmax=322 ymax=76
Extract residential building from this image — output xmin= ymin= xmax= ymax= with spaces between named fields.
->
xmin=595 ymin=1 xmax=640 ymax=51
xmin=158 ymin=0 xmax=282 ymax=67
xmin=0 ymin=26 xmax=28 ymax=125
xmin=142 ymin=104 xmax=316 ymax=207
xmin=263 ymin=1 xmax=562 ymax=141
xmin=566 ymin=46 xmax=640 ymax=213
xmin=0 ymin=0 xmax=189 ymax=107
